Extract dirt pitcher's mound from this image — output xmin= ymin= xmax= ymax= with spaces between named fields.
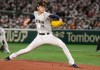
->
xmin=0 ymin=60 xmax=100 ymax=70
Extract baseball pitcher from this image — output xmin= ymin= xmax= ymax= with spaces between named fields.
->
xmin=5 ymin=1 xmax=79 ymax=68
xmin=0 ymin=27 xmax=10 ymax=53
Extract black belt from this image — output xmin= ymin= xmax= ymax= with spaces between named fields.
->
xmin=39 ymin=33 xmax=50 ymax=35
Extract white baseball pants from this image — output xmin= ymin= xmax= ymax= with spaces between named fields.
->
xmin=9 ymin=33 xmax=75 ymax=65
xmin=0 ymin=27 xmax=10 ymax=53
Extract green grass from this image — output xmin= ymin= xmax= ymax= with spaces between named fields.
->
xmin=0 ymin=43 xmax=100 ymax=66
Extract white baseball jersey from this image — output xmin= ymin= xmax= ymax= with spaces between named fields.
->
xmin=9 ymin=11 xmax=75 ymax=65
xmin=34 ymin=11 xmax=52 ymax=33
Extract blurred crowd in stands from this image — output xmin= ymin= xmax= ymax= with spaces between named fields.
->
xmin=0 ymin=0 xmax=100 ymax=29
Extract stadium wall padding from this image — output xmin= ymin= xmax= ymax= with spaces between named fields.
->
xmin=5 ymin=29 xmax=100 ymax=44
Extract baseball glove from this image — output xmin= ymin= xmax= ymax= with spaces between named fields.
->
xmin=51 ymin=20 xmax=65 ymax=28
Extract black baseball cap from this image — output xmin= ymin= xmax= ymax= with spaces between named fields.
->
xmin=37 ymin=1 xmax=47 ymax=7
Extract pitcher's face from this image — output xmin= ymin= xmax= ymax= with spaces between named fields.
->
xmin=37 ymin=6 xmax=46 ymax=13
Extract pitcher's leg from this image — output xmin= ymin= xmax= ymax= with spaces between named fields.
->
xmin=47 ymin=36 xmax=75 ymax=65
xmin=58 ymin=42 xmax=75 ymax=65
xmin=9 ymin=36 xmax=43 ymax=60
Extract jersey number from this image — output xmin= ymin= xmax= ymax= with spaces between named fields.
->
xmin=41 ymin=25 xmax=44 ymax=27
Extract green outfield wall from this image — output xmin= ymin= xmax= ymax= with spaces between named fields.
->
xmin=5 ymin=29 xmax=100 ymax=44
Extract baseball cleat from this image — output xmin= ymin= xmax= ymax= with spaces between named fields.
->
xmin=0 ymin=46 xmax=10 ymax=53
xmin=71 ymin=64 xmax=79 ymax=68
xmin=4 ymin=56 xmax=11 ymax=61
